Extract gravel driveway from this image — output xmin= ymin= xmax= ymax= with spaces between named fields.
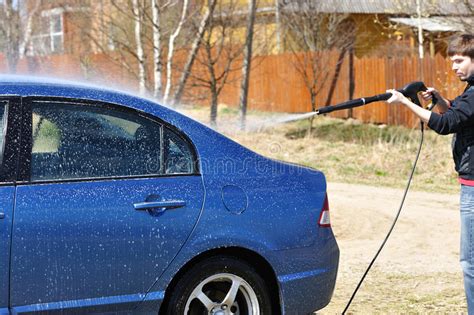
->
xmin=320 ymin=182 xmax=466 ymax=313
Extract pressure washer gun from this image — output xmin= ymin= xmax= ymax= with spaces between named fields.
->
xmin=315 ymin=81 xmax=438 ymax=115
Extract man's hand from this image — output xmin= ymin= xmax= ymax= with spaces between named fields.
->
xmin=385 ymin=89 xmax=432 ymax=123
xmin=421 ymin=87 xmax=440 ymax=102
xmin=421 ymin=87 xmax=450 ymax=113
xmin=386 ymin=89 xmax=410 ymax=105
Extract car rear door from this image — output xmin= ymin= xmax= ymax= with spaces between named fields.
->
xmin=9 ymin=98 xmax=204 ymax=313
xmin=0 ymin=97 xmax=21 ymax=315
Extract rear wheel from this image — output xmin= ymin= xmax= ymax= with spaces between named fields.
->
xmin=164 ymin=256 xmax=273 ymax=314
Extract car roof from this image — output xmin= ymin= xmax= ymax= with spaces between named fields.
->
xmin=0 ymin=75 xmax=150 ymax=102
xmin=0 ymin=75 xmax=184 ymax=122
xmin=0 ymin=75 xmax=127 ymax=94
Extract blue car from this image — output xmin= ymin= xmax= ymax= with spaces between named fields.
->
xmin=0 ymin=76 xmax=339 ymax=314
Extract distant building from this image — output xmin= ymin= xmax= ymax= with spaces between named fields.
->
xmin=26 ymin=0 xmax=91 ymax=56
xmin=23 ymin=0 xmax=472 ymax=59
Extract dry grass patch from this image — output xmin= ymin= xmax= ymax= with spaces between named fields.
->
xmin=321 ymin=270 xmax=465 ymax=314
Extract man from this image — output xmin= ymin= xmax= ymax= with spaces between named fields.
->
xmin=387 ymin=33 xmax=474 ymax=313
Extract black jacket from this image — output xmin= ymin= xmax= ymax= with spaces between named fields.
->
xmin=428 ymin=75 xmax=474 ymax=179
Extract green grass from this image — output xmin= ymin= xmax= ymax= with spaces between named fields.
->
xmin=286 ymin=118 xmax=417 ymax=145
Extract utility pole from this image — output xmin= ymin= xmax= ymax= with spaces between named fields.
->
xmin=239 ymin=0 xmax=257 ymax=130
xmin=416 ymin=0 xmax=424 ymax=59
xmin=416 ymin=0 xmax=425 ymax=81
xmin=275 ymin=0 xmax=281 ymax=53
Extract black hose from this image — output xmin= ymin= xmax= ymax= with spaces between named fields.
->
xmin=341 ymin=121 xmax=425 ymax=314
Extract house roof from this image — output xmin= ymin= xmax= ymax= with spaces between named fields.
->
xmin=280 ymin=0 xmax=469 ymax=15
xmin=390 ymin=16 xmax=471 ymax=32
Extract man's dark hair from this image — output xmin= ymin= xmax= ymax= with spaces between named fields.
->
xmin=448 ymin=34 xmax=474 ymax=58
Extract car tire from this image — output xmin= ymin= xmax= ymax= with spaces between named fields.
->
xmin=163 ymin=255 xmax=273 ymax=315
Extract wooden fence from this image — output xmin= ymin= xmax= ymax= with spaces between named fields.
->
xmin=0 ymin=50 xmax=465 ymax=128
xmin=218 ymin=51 xmax=464 ymax=128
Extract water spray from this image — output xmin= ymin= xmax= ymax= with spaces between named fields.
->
xmin=312 ymin=81 xmax=437 ymax=314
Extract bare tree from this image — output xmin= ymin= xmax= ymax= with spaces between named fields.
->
xmin=2 ymin=0 xmax=19 ymax=72
xmin=142 ymin=0 xmax=193 ymax=97
xmin=279 ymin=0 xmax=355 ymax=134
xmin=162 ymin=0 xmax=189 ymax=102
xmin=463 ymin=0 xmax=474 ymax=14
xmin=71 ymin=1 xmax=149 ymax=89
xmin=19 ymin=0 xmax=41 ymax=58
xmin=190 ymin=0 xmax=245 ymax=127
xmin=0 ymin=0 xmax=41 ymax=73
xmin=454 ymin=0 xmax=474 ymax=33
xmin=171 ymin=0 xmax=216 ymax=106
xmin=239 ymin=0 xmax=257 ymax=131
xmin=151 ymin=0 xmax=163 ymax=98
xmin=56 ymin=0 xmax=222 ymax=105
xmin=73 ymin=0 xmax=203 ymax=100
xmin=132 ymin=0 xmax=147 ymax=95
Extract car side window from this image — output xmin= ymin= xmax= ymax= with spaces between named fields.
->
xmin=31 ymin=102 xmax=163 ymax=181
xmin=164 ymin=127 xmax=195 ymax=174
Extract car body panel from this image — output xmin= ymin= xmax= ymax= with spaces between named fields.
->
xmin=139 ymin=161 xmax=339 ymax=313
xmin=10 ymin=176 xmax=204 ymax=313
xmin=0 ymin=187 xmax=15 ymax=312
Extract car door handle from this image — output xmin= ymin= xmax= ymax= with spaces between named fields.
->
xmin=133 ymin=200 xmax=186 ymax=211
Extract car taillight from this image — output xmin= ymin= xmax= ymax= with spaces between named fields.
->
xmin=318 ymin=193 xmax=331 ymax=227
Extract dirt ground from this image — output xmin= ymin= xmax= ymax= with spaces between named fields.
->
xmin=319 ymin=182 xmax=466 ymax=314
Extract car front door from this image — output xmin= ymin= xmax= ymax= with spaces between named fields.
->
xmin=0 ymin=97 xmax=21 ymax=314
xmin=10 ymin=98 xmax=204 ymax=313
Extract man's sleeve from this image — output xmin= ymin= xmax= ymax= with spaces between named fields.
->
xmin=428 ymin=93 xmax=474 ymax=135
